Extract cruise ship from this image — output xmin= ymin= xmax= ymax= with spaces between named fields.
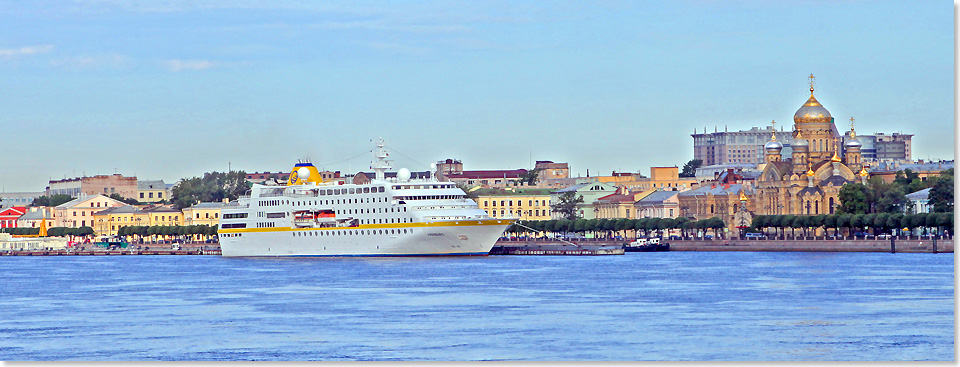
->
xmin=218 ymin=139 xmax=514 ymax=257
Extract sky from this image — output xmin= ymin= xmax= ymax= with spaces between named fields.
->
xmin=0 ymin=0 xmax=954 ymax=192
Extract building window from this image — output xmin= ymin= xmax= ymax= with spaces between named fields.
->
xmin=140 ymin=193 xmax=144 ymax=199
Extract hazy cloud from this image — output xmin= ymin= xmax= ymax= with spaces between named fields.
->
xmin=51 ymin=54 xmax=129 ymax=69
xmin=0 ymin=45 xmax=54 ymax=57
xmin=164 ymin=59 xmax=216 ymax=72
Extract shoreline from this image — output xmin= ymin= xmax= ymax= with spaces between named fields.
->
xmin=496 ymin=237 xmax=954 ymax=254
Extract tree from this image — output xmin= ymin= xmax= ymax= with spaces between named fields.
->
xmin=824 ymin=215 xmax=838 ymax=236
xmin=32 ymin=194 xmax=74 ymax=207
xmin=928 ymin=169 xmax=954 ymax=213
xmin=171 ymin=170 xmax=251 ymax=210
xmin=550 ymin=192 xmax=584 ymax=220
xmin=679 ymin=159 xmax=703 ymax=178
xmin=837 ymin=183 xmax=868 ymax=214
xmin=521 ymin=169 xmax=541 ymax=185
xmin=875 ymin=184 xmax=908 ymax=214
xmin=108 ymin=193 xmax=141 ymax=206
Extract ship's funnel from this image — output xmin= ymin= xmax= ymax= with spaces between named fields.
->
xmin=288 ymin=160 xmax=323 ymax=185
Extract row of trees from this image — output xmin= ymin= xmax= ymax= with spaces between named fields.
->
xmin=838 ymin=168 xmax=953 ymax=214
xmin=1 ymin=226 xmax=95 ymax=236
xmin=31 ymin=194 xmax=75 ymax=207
xmin=171 ymin=170 xmax=251 ymax=210
xmin=117 ymin=225 xmax=218 ymax=239
xmin=751 ymin=212 xmax=953 ymax=237
xmin=507 ymin=217 xmax=727 ymax=239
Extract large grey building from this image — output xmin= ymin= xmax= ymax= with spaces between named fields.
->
xmin=692 ymin=125 xmax=794 ymax=166
xmin=841 ymin=131 xmax=913 ymax=163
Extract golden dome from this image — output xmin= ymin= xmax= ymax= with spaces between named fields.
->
xmin=831 ymin=152 xmax=842 ymax=162
xmin=794 ymin=75 xmax=832 ymax=123
xmin=859 ymin=167 xmax=869 ymax=177
xmin=806 ymin=168 xmax=815 ymax=177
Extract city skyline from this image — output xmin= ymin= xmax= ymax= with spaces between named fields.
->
xmin=0 ymin=0 xmax=954 ymax=192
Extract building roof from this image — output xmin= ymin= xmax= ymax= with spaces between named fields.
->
xmin=906 ymin=188 xmax=932 ymax=201
xmin=472 ymin=188 xmax=553 ymax=197
xmin=142 ymin=205 xmax=179 ymax=213
xmin=553 ymin=183 xmax=590 ymax=193
xmin=0 ymin=206 xmax=27 ymax=217
xmin=18 ymin=210 xmax=53 ymax=220
xmin=819 ymin=175 xmax=851 ymax=187
xmin=870 ymin=161 xmax=954 ymax=173
xmin=595 ymin=192 xmax=636 ymax=203
xmin=187 ymin=202 xmax=224 ymax=210
xmin=95 ymin=206 xmax=140 ymax=216
xmin=137 ymin=180 xmax=166 ymax=190
xmin=677 ymin=183 xmax=752 ymax=197
xmin=55 ymin=194 xmax=100 ymax=209
xmin=637 ymin=190 xmax=679 ymax=205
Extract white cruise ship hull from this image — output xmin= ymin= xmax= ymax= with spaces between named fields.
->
xmin=219 ymin=219 xmax=511 ymax=257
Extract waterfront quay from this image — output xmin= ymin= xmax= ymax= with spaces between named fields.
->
xmin=670 ymin=236 xmax=953 ymax=253
xmin=495 ymin=236 xmax=953 ymax=254
xmin=0 ymin=242 xmax=220 ymax=256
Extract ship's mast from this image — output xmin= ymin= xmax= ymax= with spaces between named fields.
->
xmin=371 ymin=137 xmax=392 ymax=181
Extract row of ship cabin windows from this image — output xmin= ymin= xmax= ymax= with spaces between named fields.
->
xmin=293 ymin=228 xmax=412 ymax=237
xmin=260 ymin=197 xmax=389 ymax=207
xmin=391 ymin=184 xmax=454 ymax=190
xmin=484 ymin=200 xmax=550 ymax=207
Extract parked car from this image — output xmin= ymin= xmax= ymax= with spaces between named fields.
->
xmin=853 ymin=232 xmax=869 ymax=238
xmin=744 ymin=233 xmax=766 ymax=239
xmin=668 ymin=235 xmax=682 ymax=240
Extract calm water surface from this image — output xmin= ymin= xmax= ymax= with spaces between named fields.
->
xmin=0 ymin=252 xmax=953 ymax=361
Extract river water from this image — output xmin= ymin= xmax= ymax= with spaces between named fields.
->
xmin=0 ymin=252 xmax=953 ymax=361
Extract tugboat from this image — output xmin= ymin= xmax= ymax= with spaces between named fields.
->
xmin=623 ymin=237 xmax=670 ymax=252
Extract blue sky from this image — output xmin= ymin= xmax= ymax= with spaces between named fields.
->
xmin=0 ymin=0 xmax=954 ymax=192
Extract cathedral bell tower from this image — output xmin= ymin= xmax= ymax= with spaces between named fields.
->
xmin=791 ymin=130 xmax=810 ymax=176
xmin=763 ymin=120 xmax=783 ymax=163
xmin=793 ymin=74 xmax=839 ymax=163
xmin=844 ymin=117 xmax=863 ymax=173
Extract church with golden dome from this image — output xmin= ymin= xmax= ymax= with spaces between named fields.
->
xmin=754 ymin=75 xmax=869 ymax=216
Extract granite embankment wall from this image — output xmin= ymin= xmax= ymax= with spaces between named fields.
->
xmin=669 ymin=238 xmax=952 ymax=253
xmin=495 ymin=238 xmax=953 ymax=253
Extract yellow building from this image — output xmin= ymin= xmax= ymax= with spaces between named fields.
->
xmin=593 ymin=188 xmax=654 ymax=219
xmin=597 ymin=167 xmax=698 ymax=191
xmin=92 ymin=206 xmax=144 ymax=236
xmin=92 ymin=205 xmax=183 ymax=236
xmin=137 ymin=180 xmax=168 ymax=203
xmin=475 ymin=188 xmax=552 ymax=220
xmin=183 ymin=202 xmax=224 ymax=226
xmin=143 ymin=206 xmax=183 ymax=227
xmin=55 ymin=194 xmax=126 ymax=228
